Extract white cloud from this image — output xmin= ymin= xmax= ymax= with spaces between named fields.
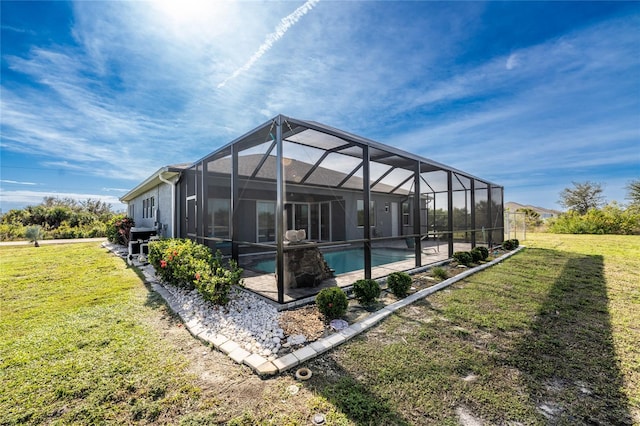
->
xmin=0 ymin=179 xmax=37 ymax=186
xmin=0 ymin=189 xmax=126 ymax=210
xmin=506 ymin=53 xmax=519 ymax=70
xmin=102 ymin=187 xmax=130 ymax=192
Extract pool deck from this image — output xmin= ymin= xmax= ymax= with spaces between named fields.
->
xmin=242 ymin=241 xmax=474 ymax=306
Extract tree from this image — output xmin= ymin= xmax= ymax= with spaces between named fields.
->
xmin=516 ymin=207 xmax=542 ymax=228
xmin=558 ymin=181 xmax=605 ymax=215
xmin=626 ymin=179 xmax=640 ymax=206
xmin=25 ymin=225 xmax=43 ymax=247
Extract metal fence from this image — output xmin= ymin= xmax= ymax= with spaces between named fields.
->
xmin=504 ymin=211 xmax=526 ymax=241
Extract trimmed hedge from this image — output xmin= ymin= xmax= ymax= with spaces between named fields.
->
xmin=453 ymin=251 xmax=473 ymax=266
xmin=386 ymin=272 xmax=412 ymax=298
xmin=316 ymin=287 xmax=348 ymax=320
xmin=353 ymin=279 xmax=381 ymax=306
xmin=502 ymin=239 xmax=519 ymax=250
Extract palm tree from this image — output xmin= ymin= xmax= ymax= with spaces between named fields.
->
xmin=25 ymin=225 xmax=43 ymax=247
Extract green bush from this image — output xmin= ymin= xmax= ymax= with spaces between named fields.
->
xmin=106 ymin=215 xmax=135 ymax=245
xmin=386 ymin=272 xmax=412 ymax=298
xmin=475 ymin=246 xmax=489 ymax=260
xmin=148 ymin=239 xmax=242 ymax=305
xmin=431 ymin=266 xmax=448 ymax=280
xmin=452 ymin=251 xmax=473 ymax=266
xmin=316 ymin=287 xmax=348 ymax=320
xmin=502 ymin=239 xmax=519 ymax=250
xmin=353 ymin=279 xmax=381 ymax=305
xmin=195 ymin=252 xmax=243 ymax=305
xmin=51 ymin=222 xmax=78 ymax=239
xmin=547 ymin=204 xmax=640 ymax=235
xmin=0 ymin=223 xmax=25 ymax=241
xmin=470 ymin=247 xmax=484 ymax=263
xmin=148 ymin=239 xmax=212 ymax=290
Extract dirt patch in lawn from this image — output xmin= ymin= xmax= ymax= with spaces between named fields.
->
xmin=142 ymin=292 xmax=322 ymax=424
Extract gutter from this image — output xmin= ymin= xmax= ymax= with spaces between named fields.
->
xmin=158 ymin=171 xmax=179 ymax=238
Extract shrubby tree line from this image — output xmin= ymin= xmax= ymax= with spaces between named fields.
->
xmin=546 ymin=180 xmax=640 ymax=235
xmin=0 ymin=197 xmax=126 ymax=241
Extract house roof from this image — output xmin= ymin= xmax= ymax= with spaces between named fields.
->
xmin=119 ymin=164 xmax=190 ymax=203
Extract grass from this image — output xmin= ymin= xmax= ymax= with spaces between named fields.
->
xmin=0 ymin=243 xmax=201 ymax=424
xmin=1 ymin=234 xmax=638 ymax=425
xmin=309 ymin=233 xmax=639 ymax=425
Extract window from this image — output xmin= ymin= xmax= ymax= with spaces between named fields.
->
xmin=357 ymin=200 xmax=375 ymax=227
xmin=143 ymin=196 xmax=155 ymax=218
xmin=402 ymin=202 xmax=410 ymax=226
xmin=257 ymin=201 xmax=276 ymax=242
xmin=209 ymin=198 xmax=230 ymax=238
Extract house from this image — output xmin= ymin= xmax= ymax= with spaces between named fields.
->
xmin=120 ymin=115 xmax=504 ymax=304
xmin=120 ymin=163 xmax=191 ymax=238
xmin=504 ymin=202 xmax=560 ymax=220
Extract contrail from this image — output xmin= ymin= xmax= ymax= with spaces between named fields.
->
xmin=217 ymin=0 xmax=320 ymax=88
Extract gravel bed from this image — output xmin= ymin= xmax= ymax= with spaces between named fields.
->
xmin=162 ymin=283 xmax=289 ymax=360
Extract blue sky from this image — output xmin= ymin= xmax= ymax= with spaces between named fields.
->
xmin=1 ymin=1 xmax=639 ymax=213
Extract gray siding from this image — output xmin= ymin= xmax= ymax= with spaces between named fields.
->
xmin=127 ymin=182 xmax=174 ymax=238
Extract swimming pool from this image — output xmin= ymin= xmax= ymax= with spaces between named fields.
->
xmin=251 ymin=248 xmax=413 ymax=275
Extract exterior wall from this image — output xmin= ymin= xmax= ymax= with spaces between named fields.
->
xmin=342 ymin=192 xmax=407 ymax=241
xmin=126 ymin=182 xmax=174 ymax=238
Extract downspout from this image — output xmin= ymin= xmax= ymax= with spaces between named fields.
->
xmin=159 ymin=171 xmax=179 ymax=238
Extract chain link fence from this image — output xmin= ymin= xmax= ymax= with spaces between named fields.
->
xmin=504 ymin=211 xmax=527 ymax=241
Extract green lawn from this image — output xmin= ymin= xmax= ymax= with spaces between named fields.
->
xmin=1 ymin=235 xmax=638 ymax=425
xmin=310 ymin=233 xmax=639 ymax=425
xmin=0 ymin=243 xmax=202 ymax=424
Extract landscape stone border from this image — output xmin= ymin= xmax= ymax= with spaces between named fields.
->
xmin=103 ymin=242 xmax=525 ymax=376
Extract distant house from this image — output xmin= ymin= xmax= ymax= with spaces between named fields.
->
xmin=504 ymin=202 xmax=560 ymax=220
xmin=121 ymin=115 xmax=504 ymax=304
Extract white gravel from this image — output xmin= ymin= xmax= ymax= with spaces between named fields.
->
xmin=162 ymin=283 xmax=287 ymax=360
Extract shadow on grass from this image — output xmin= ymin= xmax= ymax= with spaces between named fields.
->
xmin=305 ymin=358 xmax=411 ymax=426
xmin=511 ymin=252 xmax=633 ymax=425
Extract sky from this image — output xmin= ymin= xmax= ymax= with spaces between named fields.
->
xmin=1 ymin=1 xmax=639 ymax=213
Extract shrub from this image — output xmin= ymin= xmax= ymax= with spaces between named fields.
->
xmin=148 ymin=239 xmax=242 ymax=305
xmin=452 ymin=251 xmax=473 ymax=266
xmin=470 ymin=247 xmax=484 ymax=263
xmin=547 ymin=204 xmax=640 ymax=235
xmin=353 ymin=279 xmax=381 ymax=306
xmin=431 ymin=266 xmax=448 ymax=280
xmin=386 ymin=272 xmax=412 ymax=298
xmin=106 ymin=215 xmax=134 ymax=245
xmin=0 ymin=223 xmax=25 ymax=241
xmin=475 ymin=246 xmax=489 ymax=260
xmin=502 ymin=239 xmax=519 ymax=250
xmin=149 ymin=239 xmax=212 ymax=290
xmin=316 ymin=287 xmax=348 ymax=320
xmin=51 ymin=222 xmax=78 ymax=239
xmin=196 ymin=251 xmax=243 ymax=305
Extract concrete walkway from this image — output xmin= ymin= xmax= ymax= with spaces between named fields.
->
xmin=0 ymin=237 xmax=107 ymax=246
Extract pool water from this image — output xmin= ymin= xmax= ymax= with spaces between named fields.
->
xmin=252 ymin=248 xmax=413 ymax=275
